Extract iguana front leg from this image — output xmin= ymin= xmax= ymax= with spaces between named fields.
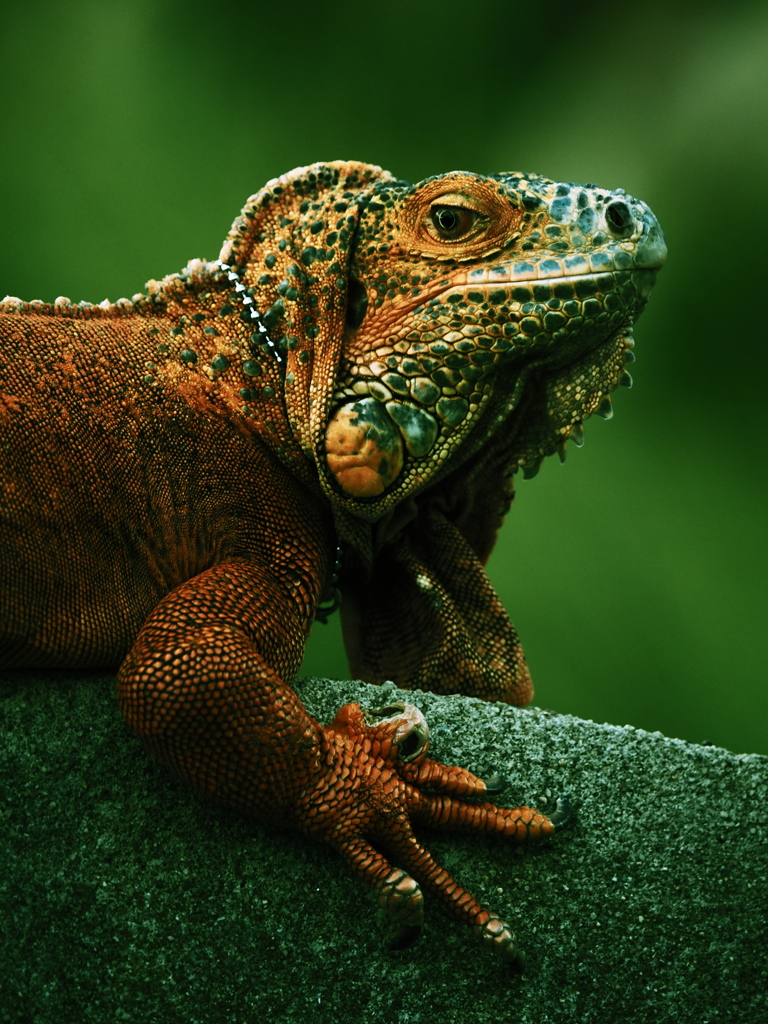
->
xmin=118 ymin=560 xmax=563 ymax=962
xmin=117 ymin=560 xmax=316 ymax=812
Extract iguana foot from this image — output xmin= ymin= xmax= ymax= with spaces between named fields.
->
xmin=300 ymin=701 xmax=567 ymax=962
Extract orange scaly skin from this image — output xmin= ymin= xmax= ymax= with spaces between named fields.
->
xmin=0 ymin=161 xmax=665 ymax=962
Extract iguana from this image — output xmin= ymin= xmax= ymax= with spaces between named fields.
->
xmin=0 ymin=161 xmax=665 ymax=962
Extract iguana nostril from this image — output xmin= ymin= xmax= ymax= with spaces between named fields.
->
xmin=605 ymin=200 xmax=633 ymax=237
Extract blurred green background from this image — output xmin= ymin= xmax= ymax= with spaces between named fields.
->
xmin=1 ymin=0 xmax=765 ymax=754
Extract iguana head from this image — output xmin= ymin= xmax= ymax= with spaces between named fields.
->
xmin=219 ymin=161 xmax=664 ymax=529
xmin=324 ymin=169 xmax=665 ymax=517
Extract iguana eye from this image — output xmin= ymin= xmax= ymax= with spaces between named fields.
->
xmin=429 ymin=204 xmax=479 ymax=240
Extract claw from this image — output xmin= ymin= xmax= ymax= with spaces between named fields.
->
xmin=329 ymin=701 xmax=430 ymax=763
xmin=481 ymin=774 xmax=507 ymax=794
xmin=362 ymin=701 xmax=430 ymax=762
xmin=548 ymin=794 xmax=572 ymax=828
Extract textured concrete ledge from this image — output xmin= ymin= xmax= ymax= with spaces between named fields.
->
xmin=1 ymin=670 xmax=766 ymax=1024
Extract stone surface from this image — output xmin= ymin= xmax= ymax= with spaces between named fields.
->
xmin=1 ymin=670 xmax=766 ymax=1024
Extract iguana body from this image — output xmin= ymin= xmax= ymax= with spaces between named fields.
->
xmin=0 ymin=161 xmax=665 ymax=961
